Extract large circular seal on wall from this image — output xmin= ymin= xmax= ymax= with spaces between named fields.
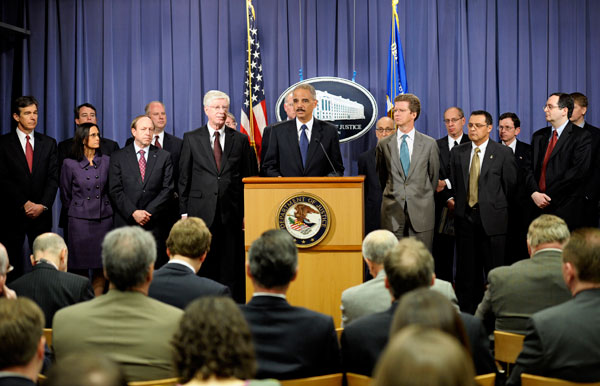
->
xmin=276 ymin=193 xmax=331 ymax=248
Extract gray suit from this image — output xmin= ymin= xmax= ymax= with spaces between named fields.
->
xmin=341 ymin=270 xmax=458 ymax=327
xmin=376 ymin=130 xmax=439 ymax=250
xmin=475 ymin=248 xmax=571 ymax=334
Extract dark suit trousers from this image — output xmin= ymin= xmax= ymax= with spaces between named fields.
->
xmin=3 ymin=215 xmax=50 ymax=283
xmin=455 ymin=206 xmax=505 ymax=314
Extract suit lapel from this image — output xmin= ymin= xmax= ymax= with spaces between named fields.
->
xmin=143 ymin=146 xmax=159 ymax=187
xmin=9 ymin=131 xmax=31 ymax=175
xmin=221 ymin=127 xmax=235 ymax=173
xmin=283 ymin=123 xmax=303 ymax=170
xmin=535 ymin=128 xmax=551 ymax=170
xmin=407 ymin=132 xmax=424 ymax=179
xmin=480 ymin=142 xmax=495 ymax=179
xmin=549 ymin=122 xmax=572 ymax=160
xmin=387 ymin=132 xmax=405 ymax=179
xmin=460 ymin=145 xmax=471 ymax=193
xmin=199 ymin=127 xmax=218 ymax=173
xmin=305 ymin=120 xmax=321 ymax=171
xmin=32 ymin=132 xmax=45 ymax=174
xmin=125 ymin=144 xmax=144 ymax=185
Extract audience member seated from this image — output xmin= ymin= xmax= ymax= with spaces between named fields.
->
xmin=390 ymin=288 xmax=495 ymax=375
xmin=341 ymin=237 xmax=450 ymax=376
xmin=507 ymin=228 xmax=600 ymax=385
xmin=341 ymin=230 xmax=458 ymax=327
xmin=240 ymin=230 xmax=341 ymax=380
xmin=10 ymin=233 xmax=94 ymax=327
xmin=52 ymin=226 xmax=183 ymax=382
xmin=0 ymin=244 xmax=16 ymax=299
xmin=475 ymin=215 xmax=572 ymax=334
xmin=149 ymin=217 xmax=230 ymax=309
xmin=172 ymin=297 xmax=279 ymax=386
xmin=45 ymin=352 xmax=127 ymax=386
xmin=373 ymin=326 xmax=476 ymax=386
xmin=0 ymin=298 xmax=46 ymax=386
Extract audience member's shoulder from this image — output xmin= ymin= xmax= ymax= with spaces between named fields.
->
xmin=341 ymin=281 xmax=366 ymax=302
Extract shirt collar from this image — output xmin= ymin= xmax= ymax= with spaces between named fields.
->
xmin=502 ymin=139 xmax=517 ymax=153
xmin=16 ymin=127 xmax=33 ymax=142
xmin=252 ymin=292 xmax=287 ymax=300
xmin=472 ymin=138 xmax=489 ymax=154
xmin=553 ymin=119 xmax=569 ymax=137
xmin=207 ymin=123 xmax=225 ymax=138
xmin=296 ymin=117 xmax=314 ymax=133
xmin=154 ymin=131 xmax=165 ymax=144
xmin=167 ymin=259 xmax=196 ymax=273
xmin=133 ymin=142 xmax=149 ymax=155
xmin=448 ymin=133 xmax=463 ymax=148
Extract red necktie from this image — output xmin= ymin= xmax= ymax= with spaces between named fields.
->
xmin=214 ymin=131 xmax=222 ymax=171
xmin=538 ymin=129 xmax=558 ymax=193
xmin=139 ymin=149 xmax=146 ymax=181
xmin=25 ymin=135 xmax=33 ymax=173
xmin=154 ymin=136 xmax=161 ymax=149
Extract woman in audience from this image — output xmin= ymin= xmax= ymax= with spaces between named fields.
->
xmin=172 ymin=297 xmax=279 ymax=386
xmin=60 ymin=122 xmax=113 ymax=296
xmin=373 ymin=326 xmax=476 ymax=386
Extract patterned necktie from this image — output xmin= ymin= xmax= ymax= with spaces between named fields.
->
xmin=299 ymin=125 xmax=309 ymax=167
xmin=25 ymin=135 xmax=33 ymax=173
xmin=468 ymin=147 xmax=481 ymax=207
xmin=538 ymin=129 xmax=558 ymax=193
xmin=400 ymin=134 xmax=410 ymax=176
xmin=138 ymin=149 xmax=146 ymax=181
xmin=214 ymin=130 xmax=222 ymax=171
xmin=154 ymin=135 xmax=161 ymax=149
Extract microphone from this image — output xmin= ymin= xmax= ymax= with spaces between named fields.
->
xmin=316 ymin=139 xmax=338 ymax=176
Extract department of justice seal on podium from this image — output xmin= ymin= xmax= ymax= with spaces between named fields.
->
xmin=277 ymin=193 xmax=331 ymax=248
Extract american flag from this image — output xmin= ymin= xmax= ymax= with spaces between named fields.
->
xmin=240 ymin=0 xmax=268 ymax=161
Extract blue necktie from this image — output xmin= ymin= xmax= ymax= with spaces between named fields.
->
xmin=400 ymin=134 xmax=410 ymax=176
xmin=300 ymin=125 xmax=309 ymax=167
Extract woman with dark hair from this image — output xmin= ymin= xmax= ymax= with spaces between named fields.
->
xmin=60 ymin=122 xmax=112 ymax=296
xmin=172 ymin=297 xmax=279 ymax=386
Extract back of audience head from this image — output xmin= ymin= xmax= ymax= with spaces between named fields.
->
xmin=391 ymin=288 xmax=470 ymax=352
xmin=101 ymin=226 xmax=156 ymax=291
xmin=562 ymin=228 xmax=600 ymax=293
xmin=45 ymin=352 xmax=127 ymax=386
xmin=363 ymin=230 xmax=398 ymax=265
xmin=527 ymin=215 xmax=570 ymax=254
xmin=172 ymin=297 xmax=256 ymax=383
xmin=0 ymin=298 xmax=45 ymax=376
xmin=384 ymin=238 xmax=434 ymax=300
xmin=373 ymin=326 xmax=476 ymax=386
xmin=248 ymin=229 xmax=298 ymax=290
xmin=167 ymin=217 xmax=212 ymax=260
xmin=0 ymin=243 xmax=10 ymax=280
xmin=31 ymin=232 xmax=68 ymax=271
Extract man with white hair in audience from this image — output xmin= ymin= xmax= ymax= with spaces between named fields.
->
xmin=0 ymin=244 xmax=16 ymax=299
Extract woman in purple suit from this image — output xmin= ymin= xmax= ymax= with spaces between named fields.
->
xmin=60 ymin=122 xmax=113 ymax=296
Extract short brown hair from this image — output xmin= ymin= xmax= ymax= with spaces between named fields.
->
xmin=166 ymin=217 xmax=212 ymax=259
xmin=570 ymin=92 xmax=588 ymax=108
xmin=394 ymin=93 xmax=421 ymax=120
xmin=563 ymin=228 xmax=600 ymax=283
xmin=384 ymin=238 xmax=434 ymax=299
xmin=0 ymin=298 xmax=45 ymax=369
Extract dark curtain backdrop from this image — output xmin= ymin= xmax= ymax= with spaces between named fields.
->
xmin=1 ymin=0 xmax=599 ymax=176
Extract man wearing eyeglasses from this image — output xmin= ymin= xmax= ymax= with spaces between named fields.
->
xmin=525 ymin=93 xmax=592 ymax=231
xmin=448 ymin=110 xmax=517 ymax=313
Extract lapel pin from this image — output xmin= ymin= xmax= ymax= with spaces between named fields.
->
xmin=490 ymin=155 xmax=494 ymax=159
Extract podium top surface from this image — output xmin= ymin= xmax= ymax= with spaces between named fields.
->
xmin=243 ymin=176 xmax=365 ymax=184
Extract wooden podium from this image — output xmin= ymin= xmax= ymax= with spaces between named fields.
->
xmin=243 ymin=176 xmax=365 ymax=327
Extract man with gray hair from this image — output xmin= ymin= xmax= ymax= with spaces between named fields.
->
xmin=52 ymin=226 xmax=183 ymax=382
xmin=179 ymin=90 xmax=256 ymax=302
xmin=0 ymin=243 xmax=16 ymax=299
xmin=10 ymin=233 xmax=93 ymax=327
xmin=475 ymin=214 xmax=572 ymax=334
xmin=341 ymin=229 xmax=457 ymax=326
xmin=240 ymin=229 xmax=341 ymax=379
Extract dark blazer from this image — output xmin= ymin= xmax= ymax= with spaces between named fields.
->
xmin=358 ymin=146 xmax=381 ymax=234
xmin=260 ymin=125 xmax=273 ymax=173
xmin=262 ymin=119 xmax=344 ymax=177
xmin=513 ymin=140 xmax=532 ymax=171
xmin=0 ymin=376 xmax=35 ymax=386
xmin=10 ymin=261 xmax=94 ymax=327
xmin=126 ymin=132 xmax=182 ymax=188
xmin=178 ymin=125 xmax=255 ymax=227
xmin=148 ymin=263 xmax=230 ymax=309
xmin=507 ymin=289 xmax=600 ymax=386
xmin=582 ymin=122 xmax=600 ymax=226
xmin=437 ymin=134 xmax=470 ymax=182
xmin=525 ymin=122 xmax=592 ymax=229
xmin=459 ymin=312 xmax=497 ymax=375
xmin=240 ymin=296 xmax=341 ymax=380
xmin=449 ymin=140 xmax=518 ymax=235
xmin=108 ymin=143 xmax=173 ymax=228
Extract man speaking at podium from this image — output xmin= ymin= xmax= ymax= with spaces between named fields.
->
xmin=262 ymin=84 xmax=344 ymax=177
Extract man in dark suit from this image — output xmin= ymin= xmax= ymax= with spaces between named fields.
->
xmin=262 ymin=84 xmax=344 ymax=177
xmin=0 ymin=96 xmax=58 ymax=282
xmin=526 ymin=93 xmax=592 ymax=232
xmin=149 ymin=217 xmax=230 ymax=309
xmin=498 ymin=112 xmax=532 ymax=264
xmin=10 ymin=233 xmax=94 ymax=327
xmin=108 ymin=115 xmax=174 ymax=263
xmin=507 ymin=228 xmax=600 ymax=386
xmin=179 ymin=90 xmax=256 ymax=303
xmin=448 ymin=110 xmax=518 ymax=313
xmin=433 ymin=107 xmax=470 ymax=282
xmin=0 ymin=298 xmax=46 ymax=386
xmin=358 ymin=117 xmax=395 ymax=235
xmin=240 ymin=229 xmax=341 ymax=380
xmin=570 ymin=92 xmax=600 ymax=228
xmin=260 ymin=91 xmax=295 ymax=172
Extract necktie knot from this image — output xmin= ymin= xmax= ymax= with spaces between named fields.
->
xmin=454 ymin=140 xmax=459 ymax=148
xmin=474 ymin=147 xmax=480 ymax=154
xmin=26 ymin=135 xmax=30 ymax=140
xmin=139 ymin=149 xmax=145 ymax=156
xmin=402 ymin=134 xmax=408 ymax=141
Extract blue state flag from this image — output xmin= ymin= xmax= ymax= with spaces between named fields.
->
xmin=386 ymin=0 xmax=408 ymax=114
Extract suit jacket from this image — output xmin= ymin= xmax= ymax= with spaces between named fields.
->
xmin=376 ymin=130 xmax=439 ymax=233
xmin=358 ymin=146 xmax=382 ymax=234
xmin=0 ymin=375 xmax=35 ymax=386
xmin=437 ymin=134 xmax=470 ymax=182
xmin=126 ymin=133 xmax=182 ymax=188
xmin=10 ymin=262 xmax=94 ymax=327
xmin=53 ymin=289 xmax=183 ymax=382
xmin=449 ymin=140 xmax=517 ymax=235
xmin=262 ymin=119 xmax=344 ymax=177
xmin=148 ymin=262 xmax=230 ymax=309
xmin=108 ymin=143 xmax=173 ymax=228
xmin=475 ymin=248 xmax=571 ymax=334
xmin=341 ymin=270 xmax=458 ymax=327
xmin=260 ymin=125 xmax=273 ymax=173
xmin=507 ymin=289 xmax=600 ymax=385
xmin=178 ymin=125 xmax=255 ymax=227
xmin=582 ymin=122 xmax=600 ymax=225
xmin=240 ymin=295 xmax=341 ymax=380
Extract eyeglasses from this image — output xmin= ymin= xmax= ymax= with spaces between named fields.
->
xmin=543 ymin=104 xmax=559 ymax=111
xmin=444 ymin=118 xmax=462 ymax=124
xmin=467 ymin=123 xmax=488 ymax=129
xmin=498 ymin=126 xmax=515 ymax=131
xmin=208 ymin=105 xmax=229 ymax=112
xmin=376 ymin=128 xmax=395 ymax=133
